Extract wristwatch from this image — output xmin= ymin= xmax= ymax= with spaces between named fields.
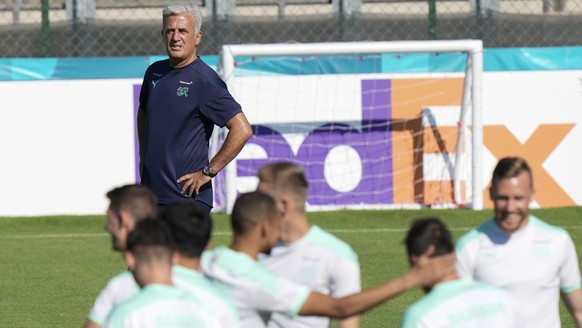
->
xmin=202 ymin=165 xmax=216 ymax=177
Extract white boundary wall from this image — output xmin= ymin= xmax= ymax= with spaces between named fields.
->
xmin=1 ymin=66 xmax=582 ymax=215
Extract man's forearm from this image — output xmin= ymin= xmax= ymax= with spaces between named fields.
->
xmin=337 ymin=316 xmax=360 ymax=328
xmin=300 ymin=271 xmax=418 ymax=318
xmin=335 ymin=271 xmax=419 ymax=317
xmin=209 ymin=113 xmax=252 ymax=173
xmin=562 ymin=290 xmax=582 ymax=328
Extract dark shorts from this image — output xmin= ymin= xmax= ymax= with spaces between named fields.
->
xmin=158 ymin=200 xmax=212 ymax=215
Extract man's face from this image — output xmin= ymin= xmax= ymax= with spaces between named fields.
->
xmin=257 ymin=182 xmax=284 ymax=214
xmin=105 ymin=208 xmax=128 ymax=251
xmin=257 ymin=182 xmax=291 ymax=242
xmin=162 ymin=13 xmax=201 ymax=66
xmin=261 ymin=212 xmax=282 ymax=255
xmin=491 ymin=171 xmax=534 ymax=232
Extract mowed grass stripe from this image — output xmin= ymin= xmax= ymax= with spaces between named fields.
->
xmin=4 ymin=225 xmax=582 ymax=239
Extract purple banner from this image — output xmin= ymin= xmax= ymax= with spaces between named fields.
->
xmin=133 ymin=79 xmax=395 ymax=207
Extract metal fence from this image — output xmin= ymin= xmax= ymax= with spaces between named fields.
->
xmin=1 ymin=0 xmax=582 ymax=57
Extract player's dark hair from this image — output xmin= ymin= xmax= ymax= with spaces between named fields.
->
xmin=231 ymin=191 xmax=277 ymax=235
xmin=491 ymin=156 xmax=533 ymax=191
xmin=159 ymin=201 xmax=211 ymax=258
xmin=106 ymin=184 xmax=157 ymax=223
xmin=126 ymin=219 xmax=173 ymax=262
xmin=405 ymin=217 xmax=454 ymax=261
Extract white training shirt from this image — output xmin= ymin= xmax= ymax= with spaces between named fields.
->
xmin=172 ymin=265 xmax=240 ymax=327
xmin=401 ymin=278 xmax=521 ymax=328
xmin=88 ymin=266 xmax=240 ymax=327
xmin=260 ymin=225 xmax=361 ymax=328
xmin=201 ymin=246 xmax=311 ymax=328
xmin=88 ymin=271 xmax=139 ymax=325
xmin=103 ymin=284 xmax=221 ymax=328
xmin=455 ymin=215 xmax=582 ymax=328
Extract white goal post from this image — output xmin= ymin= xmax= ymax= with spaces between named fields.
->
xmin=215 ymin=40 xmax=483 ymax=213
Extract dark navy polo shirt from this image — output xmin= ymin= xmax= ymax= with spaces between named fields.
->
xmin=139 ymin=57 xmax=242 ymax=206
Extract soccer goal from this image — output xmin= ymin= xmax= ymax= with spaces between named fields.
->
xmin=213 ymin=40 xmax=483 ymax=213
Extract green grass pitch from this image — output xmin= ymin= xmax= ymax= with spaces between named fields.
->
xmin=1 ymin=207 xmax=581 ymax=327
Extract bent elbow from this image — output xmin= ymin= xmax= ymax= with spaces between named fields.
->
xmin=333 ymin=302 xmax=354 ymax=319
xmin=242 ymin=123 xmax=253 ymax=141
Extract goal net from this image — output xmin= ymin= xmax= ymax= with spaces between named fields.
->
xmin=213 ymin=40 xmax=483 ymax=213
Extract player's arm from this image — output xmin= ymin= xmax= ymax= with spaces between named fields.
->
xmin=337 ymin=315 xmax=359 ymax=328
xmin=83 ymin=320 xmax=100 ymax=328
xmin=298 ymin=252 xmax=455 ymax=318
xmin=179 ymin=112 xmax=252 ymax=196
xmin=562 ymin=289 xmax=582 ymax=328
xmin=332 ymin=253 xmax=361 ymax=328
xmin=559 ymin=233 xmax=582 ymax=327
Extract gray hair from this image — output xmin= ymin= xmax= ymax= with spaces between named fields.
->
xmin=163 ymin=3 xmax=202 ymax=34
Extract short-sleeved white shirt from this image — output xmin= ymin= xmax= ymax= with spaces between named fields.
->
xmin=401 ymin=279 xmax=521 ymax=328
xmin=88 ymin=266 xmax=240 ymax=327
xmin=172 ymin=265 xmax=240 ymax=327
xmin=88 ymin=271 xmax=139 ymax=325
xmin=455 ymin=215 xmax=582 ymax=328
xmin=103 ymin=284 xmax=221 ymax=328
xmin=201 ymin=246 xmax=311 ymax=328
xmin=260 ymin=225 xmax=360 ymax=328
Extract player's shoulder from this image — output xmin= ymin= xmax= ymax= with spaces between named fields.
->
xmin=469 ymin=278 xmax=511 ymax=294
xmin=138 ymin=284 xmax=197 ymax=307
xmin=105 ymin=285 xmax=181 ymax=323
xmin=202 ymin=246 xmax=269 ymax=278
xmin=100 ymin=270 xmax=138 ymax=295
xmin=173 ymin=265 xmax=224 ymax=296
xmin=528 ymin=215 xmax=570 ymax=237
xmin=107 ymin=270 xmax=134 ymax=284
xmin=455 ymin=218 xmax=497 ymax=253
xmin=402 ymin=287 xmax=442 ymax=328
xmin=305 ymin=225 xmax=358 ymax=262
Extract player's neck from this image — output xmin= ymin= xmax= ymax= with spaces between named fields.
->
xmin=281 ymin=213 xmax=311 ymax=243
xmin=136 ymin=263 xmax=173 ymax=287
xmin=175 ymin=255 xmax=201 ymax=271
xmin=441 ymin=272 xmax=459 ymax=284
xmin=230 ymin=235 xmax=261 ymax=260
xmin=423 ymin=273 xmax=458 ymax=293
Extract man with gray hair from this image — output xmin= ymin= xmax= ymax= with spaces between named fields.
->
xmin=137 ymin=2 xmax=252 ymax=212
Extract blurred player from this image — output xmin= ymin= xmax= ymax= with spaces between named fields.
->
xmin=103 ymin=219 xmax=220 ymax=327
xmin=257 ymin=162 xmax=360 ymax=328
xmin=401 ymin=217 xmax=521 ymax=327
xmin=85 ymin=184 xmax=157 ymax=328
xmin=159 ymin=201 xmax=240 ymax=327
xmin=456 ymin=156 xmax=582 ymax=327
xmin=201 ymin=191 xmax=455 ymax=328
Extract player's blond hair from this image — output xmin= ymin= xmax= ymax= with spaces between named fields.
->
xmin=257 ymin=162 xmax=308 ymax=205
